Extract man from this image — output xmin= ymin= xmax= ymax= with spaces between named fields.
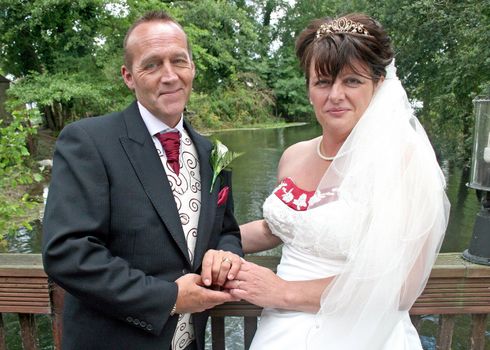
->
xmin=42 ymin=11 xmax=242 ymax=350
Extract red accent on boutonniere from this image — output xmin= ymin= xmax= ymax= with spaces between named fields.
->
xmin=217 ymin=186 xmax=230 ymax=207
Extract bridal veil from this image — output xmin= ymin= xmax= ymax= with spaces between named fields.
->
xmin=297 ymin=61 xmax=450 ymax=348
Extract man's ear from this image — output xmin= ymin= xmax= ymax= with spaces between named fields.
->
xmin=191 ymin=61 xmax=196 ymax=79
xmin=121 ymin=65 xmax=134 ymax=90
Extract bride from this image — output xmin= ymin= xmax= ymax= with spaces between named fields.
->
xmin=225 ymin=13 xmax=450 ymax=349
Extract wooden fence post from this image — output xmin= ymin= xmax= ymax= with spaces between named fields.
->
xmin=49 ymin=281 xmax=65 ymax=350
xmin=211 ymin=316 xmax=225 ymax=350
xmin=18 ymin=313 xmax=38 ymax=350
xmin=436 ymin=314 xmax=455 ymax=350
xmin=244 ymin=316 xmax=257 ymax=350
xmin=470 ymin=313 xmax=488 ymax=350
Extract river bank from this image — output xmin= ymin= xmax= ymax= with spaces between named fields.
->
xmin=4 ymin=121 xmax=309 ymax=235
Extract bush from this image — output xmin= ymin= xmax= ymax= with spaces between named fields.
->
xmin=187 ymin=72 xmax=276 ymax=130
xmin=0 ymin=109 xmax=42 ymax=238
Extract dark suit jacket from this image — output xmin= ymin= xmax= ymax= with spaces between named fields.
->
xmin=42 ymin=102 xmax=242 ymax=350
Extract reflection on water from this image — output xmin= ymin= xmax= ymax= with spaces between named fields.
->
xmin=4 ymin=123 xmax=489 ymax=349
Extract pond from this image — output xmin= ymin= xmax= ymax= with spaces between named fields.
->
xmin=2 ymin=123 xmax=489 ymax=349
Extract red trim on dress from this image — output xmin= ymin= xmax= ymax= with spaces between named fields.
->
xmin=273 ymin=177 xmax=316 ymax=211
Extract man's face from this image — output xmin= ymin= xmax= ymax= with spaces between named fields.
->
xmin=121 ymin=21 xmax=195 ymax=126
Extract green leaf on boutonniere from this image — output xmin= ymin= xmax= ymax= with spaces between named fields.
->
xmin=210 ymin=139 xmax=243 ymax=193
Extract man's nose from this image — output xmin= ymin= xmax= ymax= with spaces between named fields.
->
xmin=160 ymin=62 xmax=178 ymax=82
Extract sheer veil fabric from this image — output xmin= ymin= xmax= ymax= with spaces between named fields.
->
xmin=301 ymin=61 xmax=450 ymax=348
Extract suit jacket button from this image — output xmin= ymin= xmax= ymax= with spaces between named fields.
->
xmin=182 ymin=269 xmax=188 ymax=275
xmin=146 ymin=324 xmax=153 ymax=331
xmin=140 ymin=321 xmax=146 ymax=327
xmin=133 ymin=318 xmax=140 ymax=325
xmin=126 ymin=316 xmax=133 ymax=323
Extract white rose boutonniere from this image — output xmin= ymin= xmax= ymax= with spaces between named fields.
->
xmin=210 ymin=139 xmax=243 ymax=193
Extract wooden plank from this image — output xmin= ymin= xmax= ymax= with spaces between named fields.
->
xmin=0 ymin=253 xmax=45 ymax=268
xmin=0 ymin=283 xmax=48 ymax=289
xmin=0 ymin=277 xmax=48 ymax=284
xmin=18 ymin=313 xmax=39 ymax=350
xmin=0 ymin=286 xmax=48 ymax=294
xmin=211 ymin=316 xmax=225 ymax=350
xmin=0 ymin=295 xmax=50 ymax=301
xmin=49 ymin=282 xmax=64 ymax=350
xmin=470 ymin=314 xmax=487 ymax=350
xmin=436 ymin=314 xmax=455 ymax=350
xmin=210 ymin=301 xmax=262 ymax=317
xmin=244 ymin=317 xmax=257 ymax=350
xmin=0 ymin=269 xmax=47 ymax=278
xmin=0 ymin=306 xmax=51 ymax=314
xmin=411 ymin=306 xmax=490 ymax=315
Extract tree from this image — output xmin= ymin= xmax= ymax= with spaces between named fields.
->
xmin=0 ymin=0 xmax=130 ymax=131
xmin=367 ymin=0 xmax=490 ymax=162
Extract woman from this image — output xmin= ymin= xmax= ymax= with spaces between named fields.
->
xmin=226 ymin=13 xmax=450 ymax=349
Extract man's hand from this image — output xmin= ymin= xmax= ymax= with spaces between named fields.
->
xmin=174 ymin=273 xmax=239 ymax=314
xmin=200 ymin=249 xmax=242 ymax=287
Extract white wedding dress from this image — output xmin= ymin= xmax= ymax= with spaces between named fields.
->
xmin=249 ymin=180 xmax=424 ymax=350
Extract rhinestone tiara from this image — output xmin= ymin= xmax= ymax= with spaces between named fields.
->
xmin=316 ymin=17 xmax=371 ymax=38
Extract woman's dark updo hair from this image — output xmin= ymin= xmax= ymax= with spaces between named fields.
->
xmin=295 ymin=13 xmax=394 ymax=84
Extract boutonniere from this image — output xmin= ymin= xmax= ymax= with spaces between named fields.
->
xmin=210 ymin=139 xmax=243 ymax=193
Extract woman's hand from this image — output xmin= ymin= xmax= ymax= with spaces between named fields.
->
xmin=225 ymin=260 xmax=333 ymax=312
xmin=224 ymin=260 xmax=288 ymax=309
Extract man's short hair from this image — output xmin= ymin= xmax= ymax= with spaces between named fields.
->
xmin=123 ymin=10 xmax=192 ymax=70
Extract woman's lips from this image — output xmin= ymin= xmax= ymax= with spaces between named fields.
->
xmin=327 ymin=108 xmax=349 ymax=117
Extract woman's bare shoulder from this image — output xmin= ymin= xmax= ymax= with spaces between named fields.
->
xmin=277 ymin=137 xmax=319 ymax=180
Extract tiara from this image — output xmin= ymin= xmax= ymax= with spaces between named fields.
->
xmin=316 ymin=17 xmax=371 ymax=38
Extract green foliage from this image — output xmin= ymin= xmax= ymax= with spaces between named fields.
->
xmin=272 ymin=0 xmax=490 ymax=161
xmin=187 ymin=73 xmax=276 ymax=130
xmin=1 ymin=0 xmax=488 ymax=163
xmin=365 ymin=0 xmax=490 ymax=163
xmin=7 ymin=70 xmax=131 ymax=130
xmin=0 ymin=110 xmax=42 ymax=238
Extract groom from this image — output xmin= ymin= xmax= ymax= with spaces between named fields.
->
xmin=42 ymin=11 xmax=242 ymax=350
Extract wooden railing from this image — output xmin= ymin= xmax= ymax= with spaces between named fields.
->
xmin=0 ymin=253 xmax=489 ymax=350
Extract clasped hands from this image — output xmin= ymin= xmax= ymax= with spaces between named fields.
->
xmin=173 ymin=250 xmax=283 ymax=315
xmin=172 ymin=249 xmax=242 ymax=315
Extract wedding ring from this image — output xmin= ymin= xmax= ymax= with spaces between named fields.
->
xmin=222 ymin=257 xmax=232 ymax=265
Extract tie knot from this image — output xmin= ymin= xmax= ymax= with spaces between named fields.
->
xmin=156 ymin=131 xmax=181 ymax=175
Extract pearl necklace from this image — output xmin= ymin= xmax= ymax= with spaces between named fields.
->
xmin=316 ymin=138 xmax=336 ymax=161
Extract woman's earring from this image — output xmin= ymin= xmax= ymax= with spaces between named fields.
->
xmin=309 ymin=100 xmax=313 ymax=105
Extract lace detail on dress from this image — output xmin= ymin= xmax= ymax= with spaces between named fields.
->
xmin=264 ymin=177 xmax=359 ymax=259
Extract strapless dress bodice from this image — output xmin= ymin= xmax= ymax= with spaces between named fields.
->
xmin=263 ymin=177 xmax=359 ymax=261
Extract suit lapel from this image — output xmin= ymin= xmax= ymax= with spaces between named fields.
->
xmin=184 ymin=120 xmax=220 ymax=271
xmin=119 ymin=102 xmax=190 ymax=263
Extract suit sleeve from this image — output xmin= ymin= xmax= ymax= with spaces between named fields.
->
xmin=42 ymin=122 xmax=176 ymax=336
xmin=215 ymin=170 xmax=243 ymax=257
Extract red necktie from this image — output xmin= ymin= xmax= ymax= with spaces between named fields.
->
xmin=156 ymin=131 xmax=181 ymax=176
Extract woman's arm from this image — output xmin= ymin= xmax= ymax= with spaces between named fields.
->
xmin=225 ymin=261 xmax=333 ymax=313
xmin=240 ymin=219 xmax=282 ymax=254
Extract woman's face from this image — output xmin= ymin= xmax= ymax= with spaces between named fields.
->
xmin=308 ymin=60 xmax=381 ymax=140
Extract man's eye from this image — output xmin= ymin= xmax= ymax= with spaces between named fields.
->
xmin=144 ymin=62 xmax=158 ymax=70
xmin=173 ymin=58 xmax=189 ymax=66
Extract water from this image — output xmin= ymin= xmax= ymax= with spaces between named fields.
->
xmin=3 ymin=123 xmax=489 ymax=349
